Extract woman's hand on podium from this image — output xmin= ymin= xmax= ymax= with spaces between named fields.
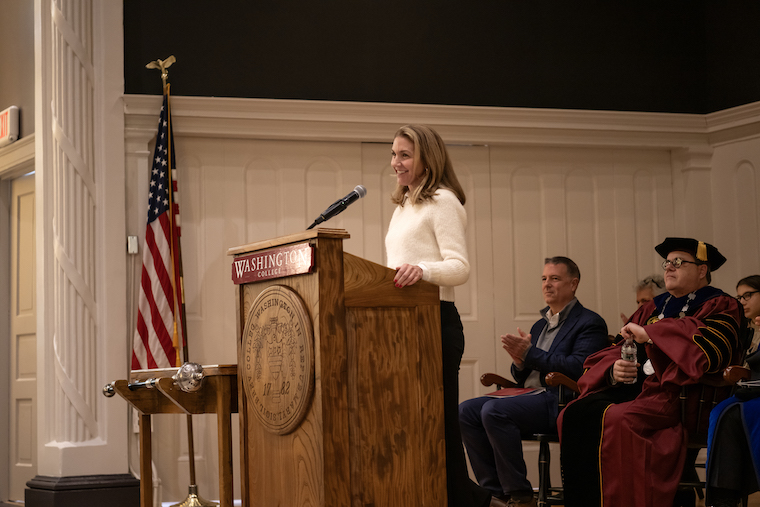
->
xmin=394 ymin=263 xmax=423 ymax=288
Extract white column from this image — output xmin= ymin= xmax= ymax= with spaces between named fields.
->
xmin=670 ymin=145 xmax=714 ymax=240
xmin=34 ymin=0 xmax=129 ymax=480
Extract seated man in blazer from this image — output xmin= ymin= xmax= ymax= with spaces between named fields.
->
xmin=459 ymin=256 xmax=608 ymax=507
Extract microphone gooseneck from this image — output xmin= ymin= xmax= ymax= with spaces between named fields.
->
xmin=307 ymin=185 xmax=367 ymax=230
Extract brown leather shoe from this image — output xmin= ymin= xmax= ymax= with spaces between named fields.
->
xmin=506 ymin=496 xmax=537 ymax=507
xmin=489 ymin=496 xmax=509 ymax=507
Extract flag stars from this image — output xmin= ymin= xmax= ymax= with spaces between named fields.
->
xmin=143 ymin=96 xmax=179 ymax=224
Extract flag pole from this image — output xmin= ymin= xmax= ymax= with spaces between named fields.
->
xmin=147 ymin=57 xmax=216 ymax=507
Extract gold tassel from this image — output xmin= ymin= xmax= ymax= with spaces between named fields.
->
xmin=697 ymin=241 xmax=708 ymax=262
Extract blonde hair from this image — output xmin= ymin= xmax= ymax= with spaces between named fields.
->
xmin=390 ymin=124 xmax=466 ymax=206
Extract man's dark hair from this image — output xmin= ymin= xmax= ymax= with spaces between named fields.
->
xmin=545 ymin=256 xmax=580 ymax=281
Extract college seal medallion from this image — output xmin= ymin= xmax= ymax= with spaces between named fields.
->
xmin=241 ymin=285 xmax=314 ymax=435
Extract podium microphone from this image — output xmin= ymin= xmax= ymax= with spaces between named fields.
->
xmin=307 ymin=185 xmax=367 ymax=230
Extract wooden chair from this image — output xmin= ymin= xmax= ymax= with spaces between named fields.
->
xmin=477 ymin=338 xmax=617 ymax=505
xmin=687 ymin=365 xmax=751 ymax=507
xmin=479 ymin=373 xmax=577 ymax=507
xmin=724 ymin=364 xmax=752 ymax=384
xmin=677 ymin=325 xmax=755 ymax=503
xmin=677 ymin=373 xmax=734 ymax=503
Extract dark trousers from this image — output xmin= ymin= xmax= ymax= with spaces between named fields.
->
xmin=441 ymin=301 xmax=491 ymax=507
xmin=459 ymin=387 xmax=558 ymax=497
xmin=560 ymin=384 xmax=640 ymax=507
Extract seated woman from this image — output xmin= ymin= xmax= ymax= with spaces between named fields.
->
xmin=705 ymin=275 xmax=760 ymax=507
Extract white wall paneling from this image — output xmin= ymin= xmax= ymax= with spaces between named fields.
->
xmin=488 ymin=146 xmax=675 ymax=382
xmin=121 ymin=95 xmax=760 ymax=502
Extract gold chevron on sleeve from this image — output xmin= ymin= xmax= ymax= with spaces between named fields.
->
xmin=693 ymin=313 xmax=739 ymax=374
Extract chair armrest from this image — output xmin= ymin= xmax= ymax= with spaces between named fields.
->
xmin=698 ymin=372 xmax=733 ymax=388
xmin=480 ymin=373 xmax=517 ymax=389
xmin=724 ymin=365 xmax=751 ymax=384
xmin=545 ymin=372 xmax=580 ymax=394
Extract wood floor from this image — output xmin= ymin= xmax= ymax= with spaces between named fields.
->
xmin=534 ymin=491 xmax=760 ymax=506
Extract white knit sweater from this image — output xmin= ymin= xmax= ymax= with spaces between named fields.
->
xmin=385 ymin=188 xmax=470 ymax=302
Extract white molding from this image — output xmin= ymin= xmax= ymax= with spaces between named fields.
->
xmin=124 ymin=95 xmax=760 ymax=150
xmin=706 ymin=100 xmax=760 ymax=131
xmin=0 ymin=134 xmax=35 ymax=178
xmin=706 ymin=101 xmax=760 ymax=146
xmin=672 ymin=145 xmax=714 ymax=172
xmin=124 ymin=95 xmax=713 ymax=149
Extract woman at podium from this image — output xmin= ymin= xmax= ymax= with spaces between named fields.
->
xmin=386 ymin=124 xmax=491 ymax=507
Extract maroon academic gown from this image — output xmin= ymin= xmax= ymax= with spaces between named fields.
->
xmin=558 ymin=287 xmax=743 ymax=507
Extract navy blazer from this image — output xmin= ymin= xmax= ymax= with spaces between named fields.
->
xmin=511 ymin=300 xmax=608 ymax=389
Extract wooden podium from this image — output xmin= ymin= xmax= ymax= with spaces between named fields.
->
xmin=229 ymin=229 xmax=447 ymax=507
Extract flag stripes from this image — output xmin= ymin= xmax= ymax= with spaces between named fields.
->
xmin=132 ymin=94 xmax=184 ymax=370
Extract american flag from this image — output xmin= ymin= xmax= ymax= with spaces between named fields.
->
xmin=132 ymin=94 xmax=185 ymax=370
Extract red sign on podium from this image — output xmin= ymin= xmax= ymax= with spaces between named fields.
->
xmin=231 ymin=243 xmax=314 ymax=285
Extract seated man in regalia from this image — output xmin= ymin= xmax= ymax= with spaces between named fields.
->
xmin=559 ymin=237 xmax=744 ymax=507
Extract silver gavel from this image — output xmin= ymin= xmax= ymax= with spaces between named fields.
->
xmin=103 ymin=362 xmax=205 ymax=397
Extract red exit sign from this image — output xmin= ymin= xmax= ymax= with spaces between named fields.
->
xmin=0 ymin=106 xmax=19 ymax=148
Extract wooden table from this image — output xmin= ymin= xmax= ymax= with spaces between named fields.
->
xmin=111 ymin=364 xmax=238 ymax=507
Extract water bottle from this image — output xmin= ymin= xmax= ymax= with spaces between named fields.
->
xmin=620 ymin=337 xmax=637 ymax=384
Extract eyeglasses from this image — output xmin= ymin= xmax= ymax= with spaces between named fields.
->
xmin=642 ymin=276 xmax=663 ymax=288
xmin=737 ymin=291 xmax=759 ymax=303
xmin=661 ymin=258 xmax=700 ymax=270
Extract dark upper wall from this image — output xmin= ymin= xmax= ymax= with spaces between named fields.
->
xmin=0 ymin=0 xmax=35 ymax=138
xmin=2 ymin=0 xmax=758 ymax=130
xmin=704 ymin=2 xmax=760 ymax=113
xmin=123 ymin=1 xmax=760 ymax=114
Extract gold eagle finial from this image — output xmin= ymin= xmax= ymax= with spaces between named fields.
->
xmin=146 ymin=55 xmax=176 ymax=90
